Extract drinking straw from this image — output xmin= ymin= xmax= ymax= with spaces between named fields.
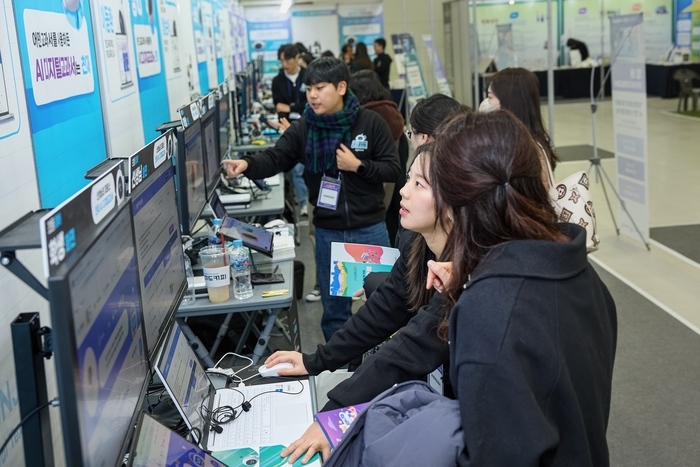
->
xmin=220 ymin=233 xmax=227 ymax=265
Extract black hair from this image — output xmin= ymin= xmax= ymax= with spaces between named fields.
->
xmin=277 ymin=44 xmax=290 ymax=60
xmin=294 ymin=42 xmax=309 ymax=54
xmin=374 ymin=38 xmax=387 ymax=49
xmin=281 ymin=44 xmax=299 ymax=61
xmin=410 ymin=94 xmax=466 ymax=137
xmin=349 ymin=69 xmax=391 ymax=105
xmin=304 ymin=57 xmax=350 ymax=87
xmin=353 ymin=43 xmax=374 ymax=70
xmin=321 ymin=50 xmax=335 ymax=58
xmin=301 ymin=52 xmax=315 ymax=66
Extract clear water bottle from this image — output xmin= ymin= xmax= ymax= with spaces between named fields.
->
xmin=209 ymin=219 xmax=222 ymax=245
xmin=230 ymin=240 xmax=253 ymax=300
xmin=182 ymin=255 xmax=196 ymax=306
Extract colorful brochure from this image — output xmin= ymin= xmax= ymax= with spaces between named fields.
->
xmin=315 ymin=403 xmax=369 ymax=449
xmin=329 ymin=243 xmax=400 ymax=297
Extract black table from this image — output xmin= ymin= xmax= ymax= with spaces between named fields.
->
xmin=646 ymin=63 xmax=700 ymax=98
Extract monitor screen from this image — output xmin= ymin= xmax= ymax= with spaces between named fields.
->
xmin=131 ymin=163 xmax=187 ymax=362
xmin=129 ymin=413 xmax=224 ymax=467
xmin=209 ymin=191 xmax=227 ymax=220
xmin=218 ymin=217 xmax=274 ymax=257
xmin=156 ymin=322 xmax=211 ymax=439
xmin=66 ymin=205 xmax=150 ymax=466
xmin=201 ymin=111 xmax=220 ymax=200
xmin=183 ymin=121 xmax=207 ymax=234
xmin=218 ymin=97 xmax=230 ymax=161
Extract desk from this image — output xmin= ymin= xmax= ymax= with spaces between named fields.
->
xmin=479 ymin=66 xmax=611 ymax=101
xmin=646 ymin=63 xmax=700 ymax=98
xmin=176 ymin=258 xmax=295 ymax=365
xmin=224 ymin=177 xmax=286 ymax=218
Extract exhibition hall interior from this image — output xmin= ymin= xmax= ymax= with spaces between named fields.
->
xmin=0 ymin=0 xmax=699 ymax=466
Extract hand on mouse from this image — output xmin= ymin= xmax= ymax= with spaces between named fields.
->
xmin=264 ymin=351 xmax=308 ymax=376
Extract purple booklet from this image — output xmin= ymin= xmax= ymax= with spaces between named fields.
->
xmin=314 ymin=403 xmax=369 ymax=449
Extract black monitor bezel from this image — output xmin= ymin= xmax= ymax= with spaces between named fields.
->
xmin=130 ymin=159 xmax=187 ymax=365
xmin=200 ymin=100 xmax=220 ymax=201
xmin=217 ymin=89 xmax=230 ymax=161
xmin=48 ymin=201 xmax=150 ymax=467
xmin=176 ymin=119 xmax=207 ymax=236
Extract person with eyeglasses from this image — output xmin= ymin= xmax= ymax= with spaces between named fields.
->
xmin=406 ymin=94 xmax=466 ymax=150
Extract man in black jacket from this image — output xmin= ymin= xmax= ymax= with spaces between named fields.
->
xmin=271 ymin=44 xmax=307 ymax=121
xmin=373 ymin=38 xmax=392 ymax=89
xmin=223 ymin=58 xmax=400 ymax=341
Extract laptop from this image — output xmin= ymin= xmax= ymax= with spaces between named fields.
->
xmin=129 ymin=412 xmax=317 ymax=467
xmin=154 ymin=321 xmax=320 ymax=463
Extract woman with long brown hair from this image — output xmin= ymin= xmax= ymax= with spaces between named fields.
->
xmin=263 ymin=143 xmax=455 ymax=464
xmin=480 ymin=67 xmax=559 ymax=189
xmin=428 ymin=110 xmax=617 ymax=466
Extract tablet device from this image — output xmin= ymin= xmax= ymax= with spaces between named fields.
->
xmin=219 ymin=217 xmax=274 ymax=257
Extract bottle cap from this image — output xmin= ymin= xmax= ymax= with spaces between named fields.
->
xmin=212 ymin=219 xmax=222 ymax=226
xmin=233 ymin=239 xmax=243 ymax=247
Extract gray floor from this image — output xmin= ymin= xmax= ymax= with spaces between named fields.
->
xmin=597 ymin=264 xmax=700 ymax=466
xmin=650 ymin=224 xmax=700 ymax=265
xmin=556 ymin=144 xmax=615 ymax=162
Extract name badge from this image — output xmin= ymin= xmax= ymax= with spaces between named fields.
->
xmin=317 ymin=176 xmax=341 ymax=210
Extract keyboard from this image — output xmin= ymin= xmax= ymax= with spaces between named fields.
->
xmin=219 ymin=386 xmax=273 ymax=446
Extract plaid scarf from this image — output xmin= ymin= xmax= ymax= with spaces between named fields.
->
xmin=304 ymin=91 xmax=361 ymax=174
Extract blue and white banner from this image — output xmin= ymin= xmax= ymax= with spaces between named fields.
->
xmin=13 ymin=0 xmax=108 ymax=208
xmin=610 ymin=13 xmax=649 ymax=243
xmin=391 ymin=33 xmax=428 ymax=110
xmin=130 ymin=0 xmax=170 ymax=142
xmin=191 ymin=0 xmax=210 ymax=95
xmin=422 ymin=34 xmax=452 ymax=97
xmin=337 ymin=3 xmax=383 ymax=58
xmin=676 ymin=0 xmax=694 ymax=48
xmin=213 ymin=1 xmax=224 ymax=84
xmin=201 ymin=0 xmax=217 ymax=90
xmin=229 ymin=6 xmax=246 ymax=80
xmin=157 ymin=0 xmax=189 ymax=119
xmin=245 ymin=6 xmax=291 ymax=78
xmin=92 ymin=0 xmax=145 ymax=157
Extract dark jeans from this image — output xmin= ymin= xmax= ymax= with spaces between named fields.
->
xmin=315 ymin=221 xmax=390 ymax=341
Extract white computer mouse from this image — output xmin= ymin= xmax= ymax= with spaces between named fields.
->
xmin=258 ymin=362 xmax=294 ymax=378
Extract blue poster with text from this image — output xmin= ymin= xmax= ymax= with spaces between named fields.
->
xmin=12 ymin=0 xmax=108 ymax=207
xmin=130 ymin=0 xmax=170 ymax=142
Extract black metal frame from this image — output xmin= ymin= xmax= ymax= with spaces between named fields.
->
xmin=11 ymin=312 xmax=54 ymax=467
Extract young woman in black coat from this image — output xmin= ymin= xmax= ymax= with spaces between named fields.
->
xmin=263 ymin=142 xmax=458 ymax=464
xmin=427 ymin=110 xmax=617 ymax=466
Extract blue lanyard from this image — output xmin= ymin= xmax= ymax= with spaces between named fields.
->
xmin=287 ymin=73 xmax=300 ymax=104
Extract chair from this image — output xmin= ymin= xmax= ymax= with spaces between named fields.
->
xmin=672 ymin=69 xmax=700 ymax=112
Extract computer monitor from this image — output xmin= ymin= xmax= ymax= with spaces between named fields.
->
xmin=129 ymin=131 xmax=187 ymax=363
xmin=128 ymin=412 xmax=224 ymax=467
xmin=155 ymin=321 xmax=212 ymax=443
xmin=43 ymin=171 xmax=150 ymax=467
xmin=200 ymin=92 xmax=220 ymax=200
xmin=236 ymin=70 xmax=251 ymax=119
xmin=218 ymin=84 xmax=230 ymax=160
xmin=175 ymin=101 xmax=208 ymax=236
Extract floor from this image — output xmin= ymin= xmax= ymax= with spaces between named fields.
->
xmin=270 ymin=96 xmax=700 ymax=465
